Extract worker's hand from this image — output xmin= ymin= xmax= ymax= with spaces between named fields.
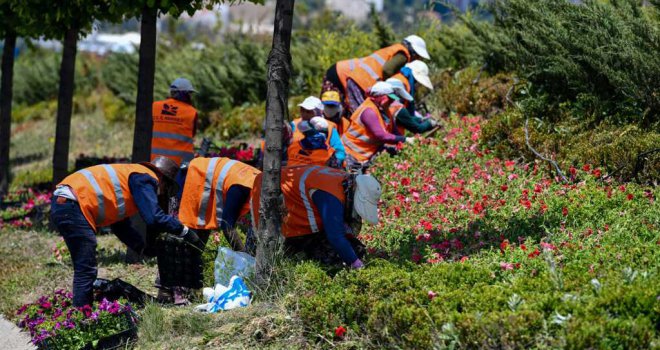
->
xmin=405 ymin=137 xmax=416 ymax=145
xmin=428 ymin=118 xmax=438 ymax=127
xmin=178 ymin=226 xmax=203 ymax=248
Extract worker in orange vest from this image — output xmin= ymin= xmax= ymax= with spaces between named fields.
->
xmin=321 ymin=35 xmax=430 ymax=114
xmin=321 ymin=90 xmax=348 ymax=136
xmin=151 ymin=78 xmax=198 ymax=166
xmin=342 ymin=82 xmax=415 ymax=169
xmin=178 ymin=157 xmax=261 ymax=252
xmin=50 ymin=157 xmax=200 ymax=307
xmin=250 ymin=165 xmax=382 ymax=268
xmin=385 ymin=61 xmax=438 ymax=134
xmin=289 ymin=96 xmax=345 ymax=167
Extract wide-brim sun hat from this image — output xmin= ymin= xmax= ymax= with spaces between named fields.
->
xmin=405 ymin=61 xmax=434 ymax=90
xmin=369 ymin=81 xmax=400 ymax=102
xmin=403 ymin=34 xmax=430 ymax=60
xmin=385 ymin=78 xmax=414 ymax=101
xmin=354 ymin=174 xmax=382 ymax=225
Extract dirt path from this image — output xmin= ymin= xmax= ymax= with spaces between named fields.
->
xmin=0 ymin=315 xmax=35 ymax=350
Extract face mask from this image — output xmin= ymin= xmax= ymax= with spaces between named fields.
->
xmin=324 ymin=105 xmax=341 ymax=120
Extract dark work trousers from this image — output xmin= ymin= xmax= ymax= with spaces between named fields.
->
xmin=50 ymin=197 xmax=144 ymax=307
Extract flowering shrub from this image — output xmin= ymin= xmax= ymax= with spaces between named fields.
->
xmin=0 ymin=188 xmax=52 ymax=229
xmin=288 ymin=113 xmax=660 ymax=349
xmin=16 ymin=291 xmax=136 ymax=349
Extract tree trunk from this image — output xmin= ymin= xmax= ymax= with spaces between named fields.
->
xmin=52 ymin=28 xmax=78 ymax=185
xmin=126 ymin=5 xmax=158 ymax=264
xmin=256 ymin=0 xmax=295 ymax=286
xmin=132 ymin=5 xmax=157 ymax=163
xmin=0 ymin=32 xmax=16 ymax=194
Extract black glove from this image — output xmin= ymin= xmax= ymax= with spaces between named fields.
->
xmin=178 ymin=226 xmax=203 ymax=249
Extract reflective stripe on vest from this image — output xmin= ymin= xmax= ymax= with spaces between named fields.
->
xmin=196 ymin=158 xmax=220 ymax=226
xmin=299 ymin=165 xmax=321 ymax=233
xmin=101 ymin=165 xmax=125 ymax=219
xmin=213 ymin=160 xmax=237 ymax=221
xmin=358 ymin=59 xmax=379 ymax=80
xmin=152 ymin=131 xmax=195 ymax=144
xmin=369 ymin=52 xmax=386 ymax=66
xmin=78 ymin=169 xmax=106 ymax=225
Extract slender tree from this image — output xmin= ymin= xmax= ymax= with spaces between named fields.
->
xmin=0 ymin=4 xmax=18 ymax=194
xmin=256 ymin=0 xmax=295 ymax=285
xmin=14 ymin=1 xmax=115 ymax=185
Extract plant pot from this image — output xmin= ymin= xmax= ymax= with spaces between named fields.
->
xmin=38 ymin=312 xmax=138 ymax=350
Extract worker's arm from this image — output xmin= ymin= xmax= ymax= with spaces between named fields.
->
xmin=360 ymin=108 xmax=406 ymax=144
xmin=328 ymin=128 xmax=346 ymax=162
xmin=219 ymin=185 xmax=251 ymax=251
xmin=394 ymin=108 xmax=435 ymax=134
xmin=128 ymin=173 xmax=184 ymax=234
xmin=311 ymin=190 xmax=358 ymax=265
xmin=382 ymin=52 xmax=409 ymax=79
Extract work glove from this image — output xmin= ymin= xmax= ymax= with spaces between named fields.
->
xmin=428 ymin=118 xmax=438 ymax=127
xmin=177 ymin=226 xmax=203 ymax=249
xmin=405 ymin=137 xmax=416 ymax=145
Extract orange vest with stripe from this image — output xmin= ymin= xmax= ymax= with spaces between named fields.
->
xmin=287 ymin=118 xmax=337 ymax=166
xmin=250 ymin=165 xmax=346 ymax=238
xmin=59 ymin=164 xmax=159 ymax=231
xmin=151 ymin=98 xmax=197 ymax=166
xmin=336 ymin=44 xmax=411 ymax=101
xmin=387 ymin=101 xmax=406 ymax=135
xmin=178 ymin=157 xmax=261 ymax=230
xmin=341 ymin=99 xmax=389 ymax=163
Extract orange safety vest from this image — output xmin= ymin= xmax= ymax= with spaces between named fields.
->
xmin=59 ymin=164 xmax=159 ymax=231
xmin=250 ymin=165 xmax=346 ymax=238
xmin=151 ymin=98 xmax=197 ymax=166
xmin=178 ymin=157 xmax=261 ymax=230
xmin=336 ymin=44 xmax=411 ymax=103
xmin=341 ymin=99 xmax=389 ymax=163
xmin=287 ymin=118 xmax=337 ymax=166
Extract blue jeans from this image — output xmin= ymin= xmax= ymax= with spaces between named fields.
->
xmin=50 ymin=197 xmax=98 ymax=307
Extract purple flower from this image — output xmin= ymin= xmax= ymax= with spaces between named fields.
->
xmin=16 ymin=304 xmax=28 ymax=315
xmin=90 ymin=312 xmax=99 ymax=321
xmin=40 ymin=301 xmax=52 ymax=309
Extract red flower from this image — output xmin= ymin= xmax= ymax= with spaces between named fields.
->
xmin=505 ymin=160 xmax=516 ymax=170
xmin=626 ymin=193 xmax=634 ymax=201
xmin=500 ymin=239 xmax=510 ymax=253
xmin=500 ymin=184 xmax=508 ymax=192
xmin=520 ymin=244 xmax=527 ymax=251
xmin=591 ymin=169 xmax=601 ymax=178
xmin=582 ymin=164 xmax=591 ymax=171
xmin=472 ymin=201 xmax=484 ymax=214
xmin=401 ymin=178 xmax=411 ymax=187
xmin=562 ymin=207 xmax=568 ymax=217
xmin=334 ymin=326 xmax=346 ymax=338
xmin=527 ymin=248 xmax=541 ymax=258
xmin=569 ymin=166 xmax=577 ymax=176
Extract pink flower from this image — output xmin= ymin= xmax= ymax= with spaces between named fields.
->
xmin=428 ymin=290 xmax=438 ymax=300
xmin=500 ymin=262 xmax=514 ymax=271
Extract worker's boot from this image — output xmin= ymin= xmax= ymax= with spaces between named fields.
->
xmin=172 ymin=286 xmax=190 ymax=306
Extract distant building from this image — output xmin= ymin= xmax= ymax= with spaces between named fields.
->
xmin=324 ymin=0 xmax=383 ymax=22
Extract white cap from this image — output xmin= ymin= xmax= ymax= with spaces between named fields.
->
xmin=404 ymin=35 xmax=430 ymax=60
xmin=368 ymin=82 xmax=399 ymax=101
xmin=170 ymin=77 xmax=196 ymax=92
xmin=298 ymin=96 xmax=324 ymax=111
xmin=405 ymin=61 xmax=433 ymax=90
xmin=354 ymin=174 xmax=382 ymax=225
xmin=385 ymin=78 xmax=414 ymax=101
xmin=309 ymin=116 xmax=329 ymax=131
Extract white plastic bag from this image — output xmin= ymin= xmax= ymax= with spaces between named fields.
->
xmin=195 ymin=276 xmax=251 ymax=313
xmin=214 ymin=247 xmax=255 ymax=286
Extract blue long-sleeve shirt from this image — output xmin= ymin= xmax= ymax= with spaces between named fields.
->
xmin=290 ymin=121 xmax=346 ymax=162
xmin=311 ymin=189 xmax=358 ymax=264
xmin=128 ymin=173 xmax=183 ymax=234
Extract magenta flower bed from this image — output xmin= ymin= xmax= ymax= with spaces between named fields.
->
xmin=16 ymin=291 xmax=137 ymax=349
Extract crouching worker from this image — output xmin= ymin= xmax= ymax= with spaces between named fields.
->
xmin=250 ymin=165 xmax=382 ymax=268
xmin=287 ymin=117 xmax=343 ymax=168
xmin=50 ymin=157 xmax=198 ymax=307
xmin=179 ymin=157 xmax=261 ymax=252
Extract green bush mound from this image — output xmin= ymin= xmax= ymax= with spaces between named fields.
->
xmin=281 ymin=113 xmax=659 ymax=349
